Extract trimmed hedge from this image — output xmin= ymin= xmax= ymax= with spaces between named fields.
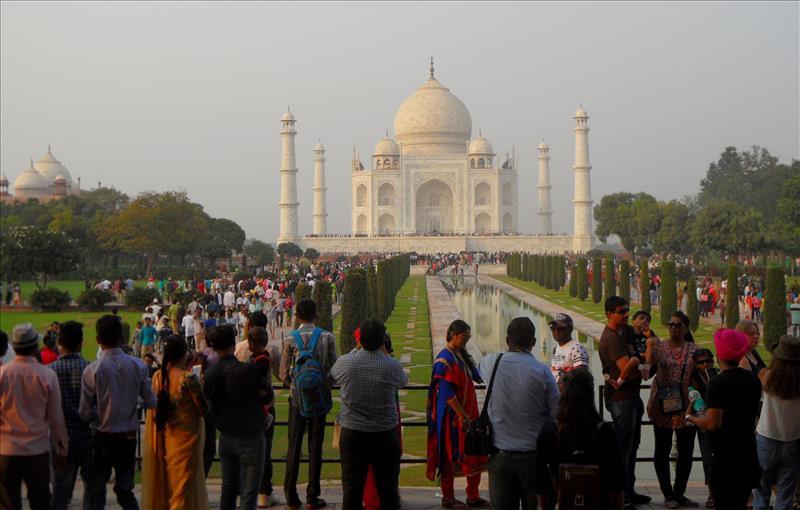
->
xmin=619 ymin=260 xmax=631 ymax=302
xmin=639 ymin=260 xmax=651 ymax=313
xmin=577 ymin=258 xmax=588 ymax=301
xmin=763 ymin=265 xmax=787 ymax=351
xmin=660 ymin=260 xmax=677 ymax=326
xmin=725 ymin=264 xmax=740 ymax=329
xmin=604 ymin=256 xmax=616 ymax=302
xmin=125 ymin=287 xmax=162 ymax=308
xmin=367 ymin=264 xmax=379 ymax=321
xmin=686 ymin=275 xmax=699 ymax=332
xmin=293 ymin=282 xmax=313 ymax=328
xmin=31 ymin=288 xmax=71 ymax=312
xmin=77 ymin=289 xmax=115 ymax=311
xmin=312 ymin=278 xmax=334 ymax=333
xmin=591 ymin=257 xmax=602 ymax=304
xmin=568 ymin=261 xmax=578 ymax=297
xmin=339 ymin=268 xmax=369 ymax=353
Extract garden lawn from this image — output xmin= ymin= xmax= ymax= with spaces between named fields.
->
xmin=495 ymin=275 xmax=771 ymax=363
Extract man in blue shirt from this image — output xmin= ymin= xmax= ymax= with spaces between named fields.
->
xmin=478 ymin=317 xmax=559 ymax=510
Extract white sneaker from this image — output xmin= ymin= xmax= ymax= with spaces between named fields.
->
xmin=259 ymin=493 xmax=282 ymax=508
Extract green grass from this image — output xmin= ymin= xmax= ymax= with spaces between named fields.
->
xmin=495 ymin=275 xmax=771 ymax=362
xmin=6 ymin=280 xmax=148 ymax=303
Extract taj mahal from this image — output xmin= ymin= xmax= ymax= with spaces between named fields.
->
xmin=277 ymin=62 xmax=594 ymax=255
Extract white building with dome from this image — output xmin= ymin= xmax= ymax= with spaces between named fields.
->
xmin=276 ymin=63 xmax=595 ymax=255
xmin=0 ymin=147 xmax=82 ymax=204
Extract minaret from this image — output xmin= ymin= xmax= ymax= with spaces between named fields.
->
xmin=278 ymin=109 xmax=299 ymax=244
xmin=312 ymin=141 xmax=327 ymax=235
xmin=572 ymin=106 xmax=594 ymax=251
xmin=537 ymin=140 xmax=553 ymax=234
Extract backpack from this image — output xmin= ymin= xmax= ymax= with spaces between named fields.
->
xmin=558 ymin=422 xmax=605 ymax=510
xmin=290 ymin=328 xmax=332 ymax=417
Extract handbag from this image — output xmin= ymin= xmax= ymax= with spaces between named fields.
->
xmin=464 ymin=353 xmax=503 ymax=456
xmin=558 ymin=422 xmax=604 ymax=510
xmin=657 ymin=347 xmax=690 ymax=414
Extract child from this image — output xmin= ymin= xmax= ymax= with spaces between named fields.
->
xmin=132 ymin=321 xmax=143 ymax=358
xmin=690 ymin=348 xmax=718 ymax=509
xmin=143 ymin=352 xmax=160 ymax=378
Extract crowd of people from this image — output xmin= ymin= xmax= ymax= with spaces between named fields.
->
xmin=1 ymin=272 xmax=799 ymax=510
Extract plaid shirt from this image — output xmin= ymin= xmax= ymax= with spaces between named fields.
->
xmin=50 ymin=353 xmax=91 ymax=456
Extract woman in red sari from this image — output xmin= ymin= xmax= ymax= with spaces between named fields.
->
xmin=427 ymin=320 xmax=489 ymax=508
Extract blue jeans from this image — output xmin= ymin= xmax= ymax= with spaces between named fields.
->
xmin=219 ymin=432 xmax=266 ymax=510
xmin=606 ymin=397 xmax=643 ymax=498
xmin=51 ymin=448 xmax=89 ymax=510
xmin=753 ymin=434 xmax=800 ymax=510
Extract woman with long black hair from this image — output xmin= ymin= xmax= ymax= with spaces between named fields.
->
xmin=142 ymin=335 xmax=208 ymax=509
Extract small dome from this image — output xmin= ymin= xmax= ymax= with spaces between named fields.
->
xmin=538 ymin=141 xmax=549 ymax=150
xmin=374 ymin=137 xmax=400 ymax=156
xmin=0 ymin=173 xmax=8 ymax=185
xmin=282 ymin=110 xmax=295 ymax=121
xmin=314 ymin=142 xmax=325 ymax=151
xmin=55 ymin=174 xmax=67 ymax=183
xmin=575 ymin=106 xmax=588 ymax=118
xmin=14 ymin=163 xmax=50 ymax=191
xmin=35 ymin=148 xmax=72 ymax=184
xmin=468 ymin=135 xmax=493 ymax=155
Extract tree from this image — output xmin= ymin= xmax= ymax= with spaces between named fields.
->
xmin=604 ymin=256 xmax=616 ymax=301
xmin=690 ymin=201 xmax=765 ymax=256
xmin=577 ymin=258 xmax=588 ymax=300
xmin=0 ymin=226 xmax=80 ymax=289
xmin=763 ymin=265 xmax=787 ymax=351
xmin=277 ymin=242 xmax=303 ymax=259
xmin=653 ymin=201 xmax=692 ymax=255
xmin=202 ymin=217 xmax=246 ymax=269
xmin=594 ymin=192 xmax=661 ymax=255
xmin=367 ymin=264 xmax=379 ymax=320
xmin=686 ymin=276 xmax=699 ymax=332
xmin=339 ymin=268 xmax=369 ymax=353
xmin=313 ymin=278 xmax=333 ymax=333
xmin=660 ymin=260 xmax=677 ymax=326
xmin=725 ymin=264 xmax=740 ymax=328
xmin=769 ymin=173 xmax=800 ymax=255
xmin=303 ymin=248 xmax=321 ymax=261
xmin=243 ymin=239 xmax=275 ymax=266
xmin=376 ymin=260 xmax=388 ymax=321
xmin=591 ymin=257 xmax=602 ymax=304
xmin=619 ymin=259 xmax=631 ymax=302
xmin=639 ymin=260 xmax=651 ymax=312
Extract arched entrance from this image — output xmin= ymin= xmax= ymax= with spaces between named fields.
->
xmin=502 ymin=213 xmax=513 ymax=232
xmin=356 ymin=214 xmax=367 ymax=234
xmin=415 ymin=179 xmax=454 ymax=233
xmin=475 ymin=212 xmax=491 ymax=234
xmin=378 ymin=213 xmax=396 ymax=235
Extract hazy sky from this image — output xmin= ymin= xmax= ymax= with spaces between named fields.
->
xmin=2 ymin=1 xmax=798 ymax=243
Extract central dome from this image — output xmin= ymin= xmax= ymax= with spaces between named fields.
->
xmin=393 ymin=77 xmax=472 ymax=155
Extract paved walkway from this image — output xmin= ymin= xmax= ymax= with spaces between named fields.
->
xmin=40 ymin=479 xmax=712 ymax=509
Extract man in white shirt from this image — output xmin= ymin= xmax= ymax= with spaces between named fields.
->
xmin=548 ymin=313 xmax=589 ymax=384
xmin=182 ymin=309 xmax=196 ymax=350
xmin=223 ymin=287 xmax=236 ymax=309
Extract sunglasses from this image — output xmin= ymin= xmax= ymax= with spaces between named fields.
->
xmin=667 ymin=322 xmax=685 ymax=329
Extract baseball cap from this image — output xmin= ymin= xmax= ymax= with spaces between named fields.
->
xmin=549 ymin=313 xmax=573 ymax=328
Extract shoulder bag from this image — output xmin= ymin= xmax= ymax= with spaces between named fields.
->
xmin=558 ymin=421 xmax=605 ymax=510
xmin=657 ymin=346 xmax=690 ymax=414
xmin=464 ymin=353 xmax=503 ymax=456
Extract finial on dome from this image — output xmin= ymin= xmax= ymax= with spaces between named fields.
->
xmin=430 ymin=56 xmax=435 ymax=79
xmin=479 ymin=128 xmax=482 ymax=137
xmin=48 ymin=144 xmax=52 ymax=153
xmin=30 ymin=157 xmax=34 ymax=167
xmin=385 ymin=129 xmax=389 ymax=137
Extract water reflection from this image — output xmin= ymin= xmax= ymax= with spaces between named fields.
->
xmin=439 ymin=275 xmax=603 ymax=385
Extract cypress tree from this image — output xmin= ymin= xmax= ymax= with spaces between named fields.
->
xmin=339 ymin=268 xmax=369 ymax=354
xmin=568 ymin=261 xmax=578 ymax=297
xmin=577 ymin=258 xmax=588 ymax=300
xmin=526 ymin=254 xmax=533 ymax=281
xmin=619 ymin=259 xmax=631 ymax=302
xmin=591 ymin=257 xmax=602 ymax=304
xmin=538 ymin=255 xmax=546 ymax=286
xmin=376 ymin=260 xmax=388 ymax=321
xmin=604 ymin=256 xmax=616 ymax=301
xmin=763 ymin=265 xmax=787 ymax=351
xmin=543 ymin=256 xmax=551 ymax=289
xmin=367 ymin=264 xmax=379 ymax=321
xmin=293 ymin=282 xmax=313 ymax=328
xmin=660 ymin=260 xmax=677 ymax=326
xmin=639 ymin=259 xmax=651 ymax=313
xmin=557 ymin=257 xmax=565 ymax=291
xmin=686 ymin=275 xmax=699 ymax=332
xmin=725 ymin=263 xmax=739 ymax=329
xmin=529 ymin=254 xmax=536 ymax=282
xmin=312 ymin=278 xmax=333 ymax=332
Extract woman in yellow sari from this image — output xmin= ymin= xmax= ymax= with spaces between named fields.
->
xmin=143 ymin=335 xmax=209 ymax=509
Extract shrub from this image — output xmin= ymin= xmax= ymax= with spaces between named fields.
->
xmin=340 ymin=268 xmax=369 ymax=354
xmin=591 ymin=257 xmax=602 ymax=304
xmin=763 ymin=265 xmax=787 ymax=352
xmin=686 ymin=275 xmax=699 ymax=332
xmin=367 ymin=264 xmax=379 ymax=321
xmin=125 ymin=287 xmax=162 ymax=309
xmin=577 ymin=258 xmax=588 ymax=301
xmin=312 ymin=279 xmax=333 ymax=333
xmin=725 ymin=264 xmax=740 ymax=329
xmin=619 ymin=260 xmax=631 ymax=302
xmin=293 ymin=283 xmax=313 ymax=328
xmin=30 ymin=288 xmax=71 ymax=312
xmin=639 ymin=259 xmax=651 ymax=313
xmin=604 ymin=256 xmax=616 ymax=301
xmin=77 ymin=289 xmax=115 ymax=311
xmin=568 ymin=262 xmax=578 ymax=297
xmin=660 ymin=260 xmax=677 ymax=326
xmin=231 ymin=270 xmax=252 ymax=283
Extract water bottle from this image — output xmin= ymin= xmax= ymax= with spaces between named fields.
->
xmin=688 ymin=386 xmax=706 ymax=415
